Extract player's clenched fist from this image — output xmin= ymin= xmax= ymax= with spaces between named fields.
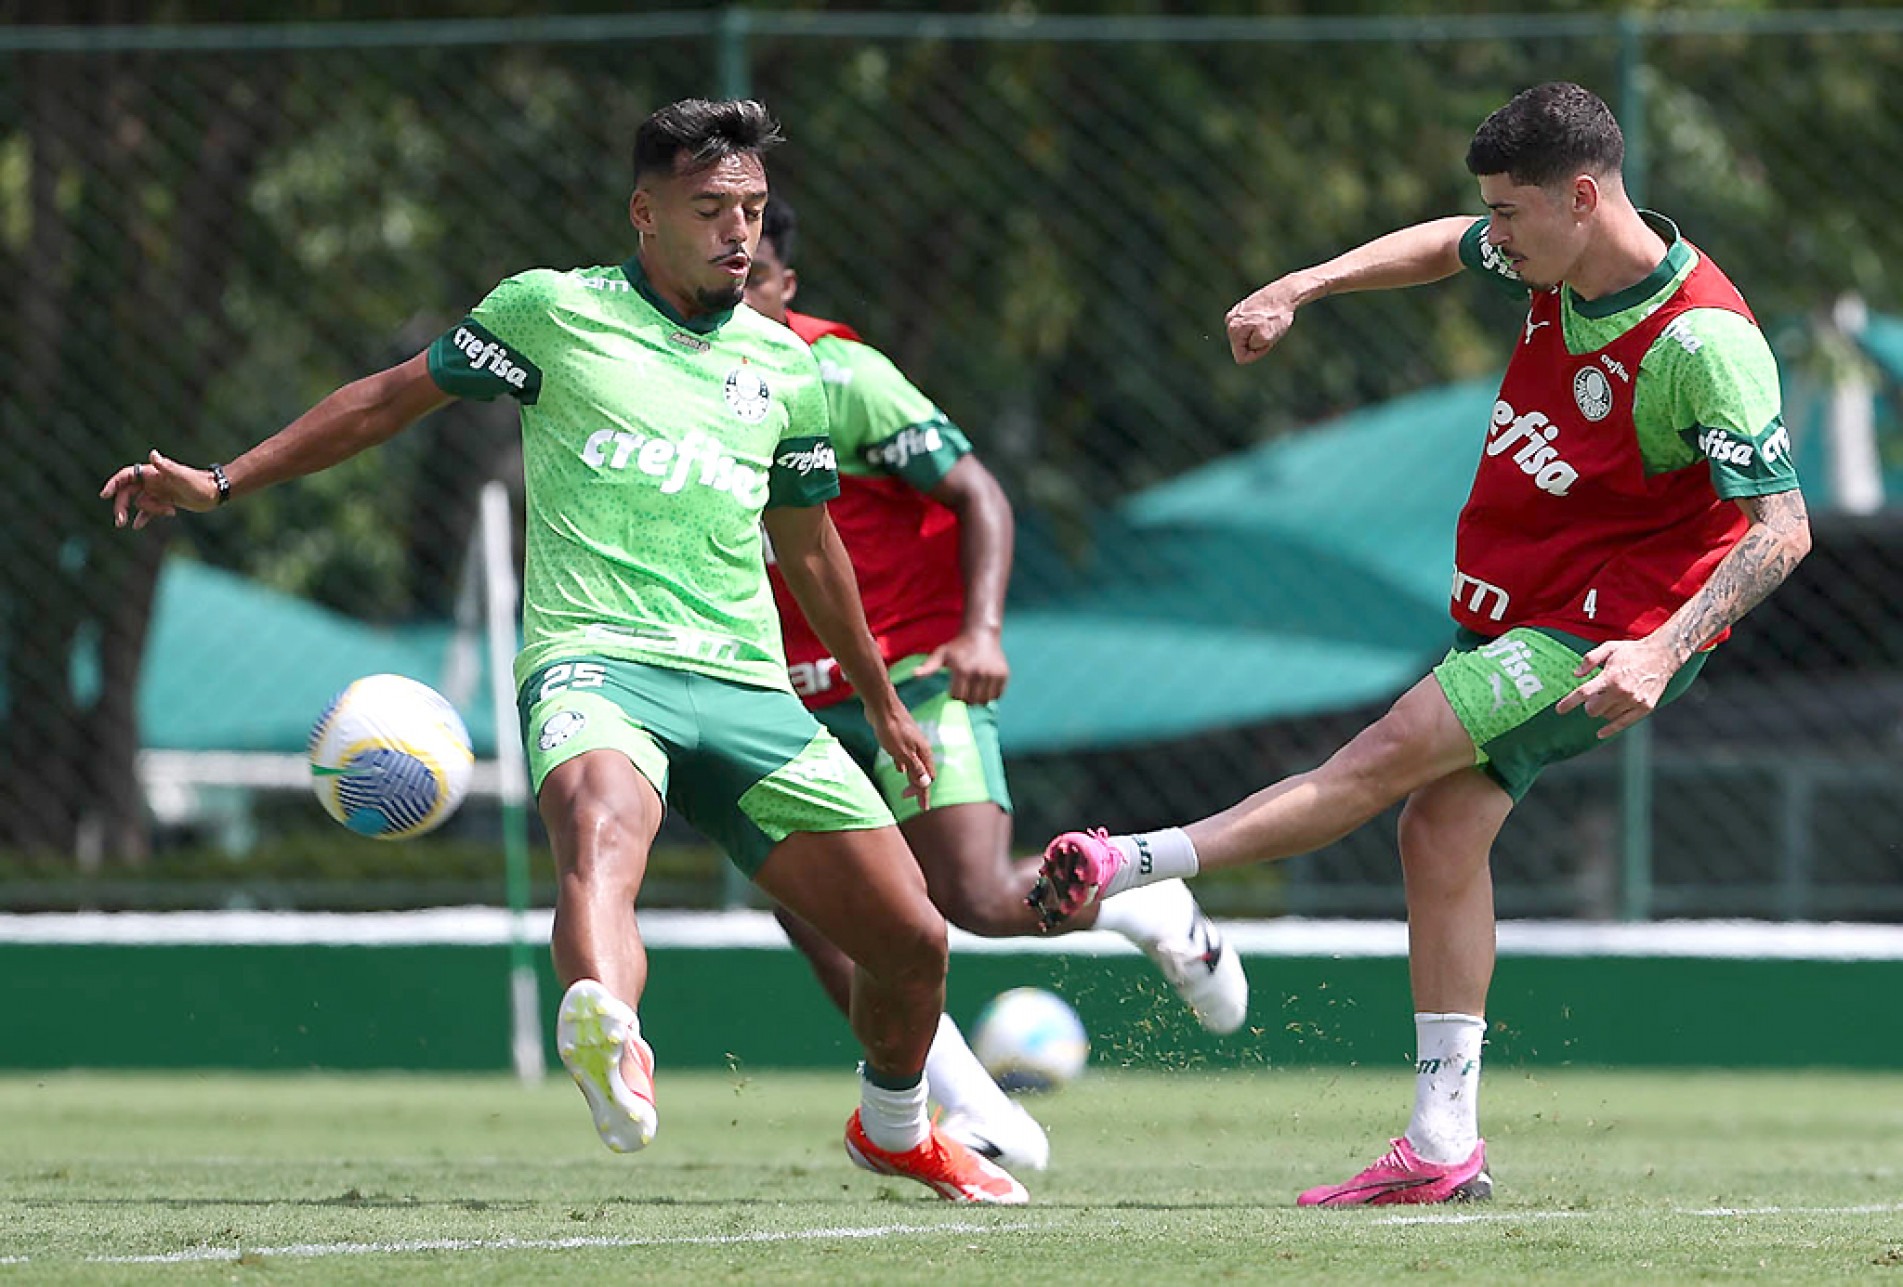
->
xmin=1224 ymin=279 xmax=1304 ymax=365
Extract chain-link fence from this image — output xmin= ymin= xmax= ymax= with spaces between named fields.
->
xmin=3 ymin=10 xmax=1900 ymax=918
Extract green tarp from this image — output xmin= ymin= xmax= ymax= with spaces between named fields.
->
xmin=995 ymin=379 xmax=1496 ymax=752
xmin=165 ymin=340 xmax=1899 ymax=758
xmin=140 ymin=560 xmax=500 ymax=755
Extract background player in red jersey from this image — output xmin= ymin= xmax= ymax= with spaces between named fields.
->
xmin=747 ymin=199 xmax=1250 ymax=1174
xmin=1030 ymin=82 xmax=1810 ymax=1205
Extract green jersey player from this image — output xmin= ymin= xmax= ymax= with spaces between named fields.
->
xmin=1028 ymin=83 xmax=1810 ymax=1206
xmin=103 ymin=98 xmax=1025 ymax=1206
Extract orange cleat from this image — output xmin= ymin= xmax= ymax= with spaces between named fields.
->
xmin=844 ymin=1109 xmax=1029 ymax=1204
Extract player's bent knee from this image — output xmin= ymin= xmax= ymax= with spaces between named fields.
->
xmin=861 ymin=907 xmax=948 ymax=986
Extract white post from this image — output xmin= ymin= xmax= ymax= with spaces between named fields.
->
xmin=481 ymin=481 xmax=544 ymax=1084
xmin=1828 ymin=293 xmax=1883 ymax=515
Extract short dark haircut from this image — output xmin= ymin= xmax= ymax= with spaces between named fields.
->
xmin=760 ymin=198 xmax=798 ymax=265
xmin=632 ymin=98 xmax=784 ymax=187
xmin=1465 ymin=82 xmax=1624 ymax=188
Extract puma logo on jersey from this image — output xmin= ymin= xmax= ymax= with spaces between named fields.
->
xmin=1523 ymin=315 xmax=1550 ymax=345
xmin=580 ymin=427 xmax=771 ymax=505
xmin=1486 ymin=400 xmax=1579 ymax=496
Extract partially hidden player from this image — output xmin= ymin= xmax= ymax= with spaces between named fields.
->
xmin=745 ymin=199 xmax=1251 ymax=1174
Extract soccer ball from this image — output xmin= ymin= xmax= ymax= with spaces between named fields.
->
xmin=308 ymin=674 xmax=473 ymax=840
xmin=971 ymin=987 xmax=1090 ymax=1093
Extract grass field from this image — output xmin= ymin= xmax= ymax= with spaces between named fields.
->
xmin=3 ymin=1067 xmax=1899 ymax=1284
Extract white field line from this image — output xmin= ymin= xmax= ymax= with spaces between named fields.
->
xmin=17 ymin=1201 xmax=1895 ymax=1265
xmin=1686 ymin=1203 xmax=1903 ymax=1218
xmin=1374 ymin=1210 xmax=1591 ymax=1226
xmin=1375 ymin=1201 xmax=1903 ymax=1227
xmin=86 ymin=1220 xmax=1036 ymax=1265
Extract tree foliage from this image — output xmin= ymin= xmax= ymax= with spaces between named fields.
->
xmin=2 ymin=3 xmax=1899 ymax=862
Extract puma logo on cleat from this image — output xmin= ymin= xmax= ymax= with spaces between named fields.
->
xmin=1192 ymin=919 xmax=1224 ymax=974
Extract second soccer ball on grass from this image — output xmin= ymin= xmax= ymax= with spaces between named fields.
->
xmin=971 ymin=987 xmax=1090 ymax=1093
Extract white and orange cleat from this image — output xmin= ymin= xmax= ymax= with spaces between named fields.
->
xmin=1123 ymin=879 xmax=1250 ymax=1034
xmin=845 ymin=1110 xmax=1030 ymax=1204
xmin=939 ymin=1099 xmax=1051 ymax=1174
xmin=557 ymin=979 xmax=658 ymax=1153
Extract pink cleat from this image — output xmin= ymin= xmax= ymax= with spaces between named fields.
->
xmin=1027 ymin=828 xmax=1126 ymax=930
xmin=1298 ymin=1137 xmax=1492 ymax=1207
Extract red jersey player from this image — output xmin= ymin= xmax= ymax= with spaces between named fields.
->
xmin=747 ymin=200 xmax=1250 ymax=1176
xmin=1030 ymin=82 xmax=1809 ymax=1205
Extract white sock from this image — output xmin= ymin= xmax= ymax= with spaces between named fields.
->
xmin=858 ymin=1065 xmax=930 ymax=1152
xmin=1405 ymin=1012 xmax=1485 ymax=1163
xmin=924 ymin=1013 xmax=1015 ymax=1121
xmin=1093 ymin=876 xmax=1194 ymax=945
xmin=1101 ymin=828 xmax=1199 ymax=899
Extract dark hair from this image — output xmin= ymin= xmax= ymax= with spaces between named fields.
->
xmin=632 ymin=98 xmax=784 ymax=187
xmin=760 ymin=198 xmax=798 ymax=265
xmin=1465 ymin=82 xmax=1624 ymax=188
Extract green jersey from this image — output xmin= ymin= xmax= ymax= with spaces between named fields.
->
xmin=1459 ymin=213 xmax=1795 ymax=497
xmin=426 ymin=257 xmax=838 ymax=693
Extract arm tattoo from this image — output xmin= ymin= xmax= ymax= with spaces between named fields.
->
xmin=1665 ymin=490 xmax=1811 ymax=659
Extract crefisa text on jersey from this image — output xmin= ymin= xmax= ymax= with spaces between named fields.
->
xmin=451 ymin=327 xmax=532 ymax=391
xmin=1485 ymin=399 xmax=1579 ymax=496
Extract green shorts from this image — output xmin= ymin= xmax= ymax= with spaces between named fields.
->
xmin=519 ymin=656 xmax=893 ymax=877
xmin=812 ymin=655 xmax=1013 ymax=825
xmin=1432 ymin=626 xmax=1708 ymax=802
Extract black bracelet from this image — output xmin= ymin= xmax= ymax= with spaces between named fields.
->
xmin=209 ymin=463 xmax=231 ymax=506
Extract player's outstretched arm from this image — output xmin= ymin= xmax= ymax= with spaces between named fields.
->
xmin=914 ymin=454 xmax=1014 ymax=706
xmin=101 ymin=351 xmax=454 ymax=530
xmin=1557 ymin=488 xmax=1811 ymax=737
xmin=1226 ymin=215 xmax=1473 ymax=366
xmin=763 ymin=504 xmax=936 ymax=801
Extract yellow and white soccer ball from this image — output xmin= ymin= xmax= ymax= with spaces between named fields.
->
xmin=308 ymin=674 xmax=473 ymax=840
xmin=971 ymin=987 xmax=1090 ymax=1093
